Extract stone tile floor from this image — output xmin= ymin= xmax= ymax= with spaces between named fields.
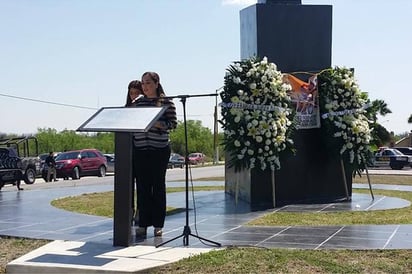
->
xmin=1 ymin=182 xmax=412 ymax=273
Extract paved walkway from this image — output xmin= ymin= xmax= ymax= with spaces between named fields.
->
xmin=1 ymin=180 xmax=412 ymax=273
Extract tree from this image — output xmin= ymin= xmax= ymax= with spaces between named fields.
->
xmin=59 ymin=129 xmax=89 ymax=151
xmin=35 ymin=128 xmax=114 ymax=154
xmin=370 ymin=123 xmax=392 ymax=148
xmin=408 ymin=114 xmax=412 ymax=123
xmin=36 ymin=128 xmax=61 ymax=153
xmin=92 ymin=132 xmax=115 ymax=153
xmin=369 ymin=99 xmax=392 ymax=123
xmin=365 ymin=99 xmax=393 ymax=148
xmin=8 ymin=122 xmax=213 ymax=159
xmin=169 ymin=120 xmax=214 ymax=159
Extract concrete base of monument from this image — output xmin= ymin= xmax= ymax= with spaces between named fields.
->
xmin=225 ymin=128 xmax=358 ymax=210
xmin=225 ymin=161 xmax=353 ymax=211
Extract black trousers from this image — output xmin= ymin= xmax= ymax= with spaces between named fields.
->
xmin=134 ymin=146 xmax=170 ymax=228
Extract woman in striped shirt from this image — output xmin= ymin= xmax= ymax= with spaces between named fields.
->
xmin=133 ymin=72 xmax=177 ymax=237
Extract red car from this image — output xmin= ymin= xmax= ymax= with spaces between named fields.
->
xmin=188 ymin=153 xmax=205 ymax=165
xmin=55 ymin=149 xmax=107 ymax=180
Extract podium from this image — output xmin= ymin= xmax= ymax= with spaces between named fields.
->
xmin=78 ymin=106 xmax=167 ymax=246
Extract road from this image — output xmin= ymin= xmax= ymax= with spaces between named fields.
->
xmin=165 ymin=165 xmax=224 ymax=181
xmin=1 ymin=164 xmax=410 ymax=192
xmin=0 ymin=165 xmax=225 ymax=191
xmin=364 ymin=166 xmax=412 ymax=176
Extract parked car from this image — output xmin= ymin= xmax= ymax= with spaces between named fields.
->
xmin=395 ymin=147 xmax=412 ymax=156
xmin=104 ymin=154 xmax=115 ymax=173
xmin=374 ymin=148 xmax=412 ymax=170
xmin=54 ymin=149 xmax=107 ymax=180
xmin=168 ymin=153 xmax=185 ymax=169
xmin=188 ymin=152 xmax=205 ymax=165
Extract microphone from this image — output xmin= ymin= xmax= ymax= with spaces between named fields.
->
xmin=131 ymin=94 xmax=144 ymax=104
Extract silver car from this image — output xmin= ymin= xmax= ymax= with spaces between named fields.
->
xmin=104 ymin=154 xmax=115 ymax=173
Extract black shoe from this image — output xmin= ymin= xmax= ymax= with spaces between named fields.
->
xmin=136 ymin=227 xmax=147 ymax=238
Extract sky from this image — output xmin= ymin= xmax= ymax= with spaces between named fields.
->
xmin=1 ymin=0 xmax=411 ymax=135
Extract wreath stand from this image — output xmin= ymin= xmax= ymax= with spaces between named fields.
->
xmin=340 ymin=157 xmax=374 ymax=201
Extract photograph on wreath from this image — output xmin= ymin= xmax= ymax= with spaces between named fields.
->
xmin=284 ymin=74 xmax=320 ymax=129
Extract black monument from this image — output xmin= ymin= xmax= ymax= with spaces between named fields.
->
xmin=225 ymin=0 xmax=352 ymax=209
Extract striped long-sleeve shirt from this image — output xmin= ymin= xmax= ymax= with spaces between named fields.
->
xmin=132 ymin=97 xmax=177 ymax=150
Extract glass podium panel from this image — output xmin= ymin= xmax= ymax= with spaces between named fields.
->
xmin=77 ymin=106 xmax=167 ymax=132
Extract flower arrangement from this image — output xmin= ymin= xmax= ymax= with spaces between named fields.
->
xmin=318 ymin=67 xmax=372 ymax=174
xmin=220 ymin=56 xmax=295 ymax=172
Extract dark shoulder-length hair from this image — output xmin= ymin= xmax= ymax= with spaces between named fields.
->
xmin=125 ymin=80 xmax=142 ymax=107
xmin=141 ymin=71 xmax=165 ymax=97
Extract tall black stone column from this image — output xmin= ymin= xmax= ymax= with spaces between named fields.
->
xmin=241 ymin=0 xmax=332 ymax=72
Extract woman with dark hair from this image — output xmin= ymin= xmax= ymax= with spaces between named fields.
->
xmin=125 ymin=80 xmax=143 ymax=107
xmin=125 ymin=80 xmax=143 ymax=225
xmin=133 ymin=72 xmax=177 ymax=237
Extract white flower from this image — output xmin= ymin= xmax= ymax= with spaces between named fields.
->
xmin=320 ymin=67 xmax=371 ymax=166
xmin=221 ymin=56 xmax=294 ymax=171
xmin=261 ymin=75 xmax=268 ymax=82
xmin=261 ymin=56 xmax=268 ymax=64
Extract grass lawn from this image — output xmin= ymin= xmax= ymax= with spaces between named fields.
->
xmin=152 ymin=248 xmax=412 ymax=273
xmin=1 ymin=174 xmax=412 ymax=273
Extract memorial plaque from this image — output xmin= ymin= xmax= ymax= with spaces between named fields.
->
xmin=78 ymin=106 xmax=167 ymax=133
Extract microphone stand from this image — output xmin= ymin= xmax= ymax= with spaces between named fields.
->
xmin=156 ymin=93 xmax=221 ymax=248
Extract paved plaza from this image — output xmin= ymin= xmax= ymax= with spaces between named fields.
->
xmin=1 ymin=175 xmax=411 ymax=273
